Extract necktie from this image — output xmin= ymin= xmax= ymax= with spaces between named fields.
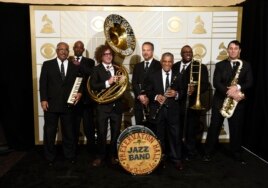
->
xmin=106 ymin=65 xmax=111 ymax=78
xmin=60 ymin=61 xmax=65 ymax=80
xmin=232 ymin=62 xmax=237 ymax=69
xmin=144 ymin=62 xmax=149 ymax=73
xmin=76 ymin=57 xmax=80 ymax=61
xmin=165 ymin=72 xmax=170 ymax=91
xmin=181 ymin=64 xmax=186 ymax=74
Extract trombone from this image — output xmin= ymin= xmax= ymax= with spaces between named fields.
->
xmin=183 ymin=55 xmax=205 ymax=140
xmin=188 ymin=55 xmax=205 ymax=110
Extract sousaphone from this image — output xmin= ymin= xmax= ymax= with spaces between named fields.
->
xmin=87 ymin=14 xmax=136 ymax=104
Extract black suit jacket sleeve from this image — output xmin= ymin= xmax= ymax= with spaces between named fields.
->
xmin=90 ymin=64 xmax=108 ymax=91
xmin=78 ymin=57 xmax=95 ymax=103
xmin=132 ymin=62 xmax=144 ymax=98
xmin=213 ymin=59 xmax=253 ymax=97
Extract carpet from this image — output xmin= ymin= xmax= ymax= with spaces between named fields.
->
xmin=0 ymin=145 xmax=268 ymax=188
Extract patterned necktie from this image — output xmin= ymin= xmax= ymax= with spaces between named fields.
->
xmin=165 ymin=72 xmax=170 ymax=91
xmin=60 ymin=61 xmax=65 ymax=80
xmin=106 ymin=65 xmax=111 ymax=78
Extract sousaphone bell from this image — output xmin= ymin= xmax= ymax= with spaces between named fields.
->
xmin=87 ymin=14 xmax=136 ymax=104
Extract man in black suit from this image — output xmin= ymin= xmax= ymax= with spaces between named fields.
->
xmin=39 ymin=42 xmax=82 ymax=166
xmin=173 ymin=45 xmax=209 ymax=160
xmin=132 ymin=42 xmax=161 ymax=127
xmin=90 ymin=45 xmax=123 ymax=167
xmin=71 ymin=41 xmax=96 ymax=152
xmin=203 ymin=40 xmax=253 ymax=164
xmin=146 ymin=52 xmax=183 ymax=171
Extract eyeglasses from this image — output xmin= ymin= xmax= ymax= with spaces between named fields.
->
xmin=57 ymin=48 xmax=69 ymax=52
xmin=103 ymin=52 xmax=112 ymax=56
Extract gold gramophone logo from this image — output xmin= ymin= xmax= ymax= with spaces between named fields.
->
xmin=40 ymin=43 xmax=56 ymax=59
xmin=167 ymin=17 xmax=182 ymax=32
xmin=192 ymin=43 xmax=207 ymax=58
xmin=40 ymin=14 xmax=55 ymax=34
xmin=217 ymin=42 xmax=228 ymax=60
xmin=192 ymin=16 xmax=206 ymax=34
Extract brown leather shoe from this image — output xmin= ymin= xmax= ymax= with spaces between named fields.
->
xmin=175 ymin=161 xmax=183 ymax=171
xmin=92 ymin=158 xmax=102 ymax=167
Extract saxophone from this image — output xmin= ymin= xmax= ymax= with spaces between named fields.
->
xmin=220 ymin=59 xmax=244 ymax=118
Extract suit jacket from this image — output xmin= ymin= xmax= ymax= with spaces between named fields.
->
xmin=90 ymin=63 xmax=123 ymax=113
xmin=132 ymin=59 xmax=161 ymax=98
xmin=77 ymin=56 xmax=95 ymax=104
xmin=146 ymin=69 xmax=181 ymax=120
xmin=173 ymin=61 xmax=209 ymax=107
xmin=39 ymin=58 xmax=80 ymax=112
xmin=212 ymin=59 xmax=253 ymax=109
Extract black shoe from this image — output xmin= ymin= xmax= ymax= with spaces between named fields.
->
xmin=110 ymin=157 xmax=119 ymax=165
xmin=203 ymin=154 xmax=211 ymax=162
xmin=92 ymin=158 xmax=102 ymax=167
xmin=175 ymin=161 xmax=183 ymax=171
xmin=159 ymin=160 xmax=166 ymax=169
xmin=68 ymin=158 xmax=76 ymax=164
xmin=47 ymin=160 xmax=54 ymax=167
xmin=185 ymin=153 xmax=198 ymax=161
xmin=234 ymin=156 xmax=246 ymax=165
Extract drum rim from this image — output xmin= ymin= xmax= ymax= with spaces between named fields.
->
xmin=117 ymin=125 xmax=156 ymax=150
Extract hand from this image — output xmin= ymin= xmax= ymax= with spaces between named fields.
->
xmin=231 ymin=91 xmax=245 ymax=102
xmin=156 ymin=95 xmax=166 ymax=105
xmin=139 ymin=95 xmax=149 ymax=105
xmin=187 ymin=83 xmax=195 ymax=95
xmin=108 ymin=76 xmax=117 ymax=85
xmin=226 ymin=85 xmax=238 ymax=97
xmin=41 ymin=101 xmax=49 ymax=111
xmin=165 ymin=89 xmax=177 ymax=98
xmin=73 ymin=93 xmax=82 ymax=105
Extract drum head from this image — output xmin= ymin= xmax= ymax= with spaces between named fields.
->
xmin=117 ymin=125 xmax=155 ymax=150
xmin=117 ymin=126 xmax=162 ymax=175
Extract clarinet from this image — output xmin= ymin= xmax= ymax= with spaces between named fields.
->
xmin=139 ymin=84 xmax=149 ymax=123
xmin=152 ymin=75 xmax=177 ymax=120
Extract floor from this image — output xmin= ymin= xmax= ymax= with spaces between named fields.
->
xmin=0 ymin=147 xmax=26 ymax=177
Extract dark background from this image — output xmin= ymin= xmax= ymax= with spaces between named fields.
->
xmin=0 ymin=0 xmax=267 ymax=160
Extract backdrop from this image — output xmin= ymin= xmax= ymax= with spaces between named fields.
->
xmin=0 ymin=0 xmax=267 ymax=160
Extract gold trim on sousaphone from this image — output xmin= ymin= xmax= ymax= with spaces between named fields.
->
xmin=87 ymin=14 xmax=136 ymax=104
xmin=104 ymin=14 xmax=136 ymax=56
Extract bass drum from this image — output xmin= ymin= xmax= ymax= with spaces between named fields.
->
xmin=117 ymin=125 xmax=162 ymax=175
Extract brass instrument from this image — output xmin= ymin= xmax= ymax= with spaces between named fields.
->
xmin=152 ymin=75 xmax=177 ymax=120
xmin=183 ymin=55 xmax=204 ymax=141
xmin=87 ymin=64 xmax=128 ymax=104
xmin=189 ymin=55 xmax=205 ymax=110
xmin=220 ymin=59 xmax=243 ymax=118
xmin=104 ymin=14 xmax=136 ymax=56
xmin=87 ymin=14 xmax=136 ymax=104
